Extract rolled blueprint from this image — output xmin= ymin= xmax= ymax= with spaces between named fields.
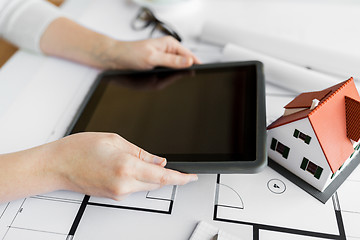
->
xmin=201 ymin=21 xmax=360 ymax=79
xmin=222 ymin=43 xmax=341 ymax=93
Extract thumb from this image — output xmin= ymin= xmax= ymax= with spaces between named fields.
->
xmin=137 ymin=148 xmax=167 ymax=167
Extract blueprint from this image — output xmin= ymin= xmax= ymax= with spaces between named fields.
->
xmin=1 ymin=164 xmax=359 ymax=239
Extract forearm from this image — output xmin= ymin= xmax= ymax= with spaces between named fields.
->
xmin=39 ymin=17 xmax=119 ymax=69
xmin=39 ymin=17 xmax=200 ymax=70
xmin=0 ymin=145 xmax=62 ymax=203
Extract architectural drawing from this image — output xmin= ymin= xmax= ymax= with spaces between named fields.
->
xmin=336 ymin=165 xmax=360 ymax=239
xmin=0 ymin=186 xmax=177 ymax=240
xmin=0 ymin=191 xmax=83 ymax=240
xmin=1 ymin=167 xmax=359 ymax=240
xmin=0 ymin=203 xmax=9 ymax=221
xmin=67 ymin=185 xmax=177 ymax=239
xmin=87 ymin=185 xmax=176 ymax=214
xmin=215 ymin=180 xmax=245 ymax=210
xmin=213 ymin=169 xmax=346 ymax=239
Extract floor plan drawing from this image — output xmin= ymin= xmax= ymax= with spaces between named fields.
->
xmin=0 ymin=186 xmax=178 ymax=240
xmin=213 ymin=169 xmax=346 ymax=240
xmin=0 ymin=203 xmax=9 ymax=221
xmin=336 ymin=165 xmax=360 ymax=239
xmin=1 ymin=166 xmax=359 ymax=240
xmin=215 ymin=181 xmax=245 ymax=211
xmin=70 ymin=166 xmax=356 ymax=240
xmin=0 ymin=191 xmax=84 ymax=240
xmin=87 ymin=185 xmax=177 ymax=214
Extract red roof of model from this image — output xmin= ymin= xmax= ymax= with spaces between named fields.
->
xmin=284 ymin=89 xmax=332 ymax=109
xmin=345 ymin=96 xmax=360 ymax=142
xmin=268 ymin=78 xmax=360 ymax=173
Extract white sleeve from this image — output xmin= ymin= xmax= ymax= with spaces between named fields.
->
xmin=0 ymin=0 xmax=64 ymax=53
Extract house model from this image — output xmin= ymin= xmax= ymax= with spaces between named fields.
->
xmin=267 ymin=77 xmax=360 ymax=192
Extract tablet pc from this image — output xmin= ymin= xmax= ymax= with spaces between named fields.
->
xmin=67 ymin=61 xmax=267 ymax=173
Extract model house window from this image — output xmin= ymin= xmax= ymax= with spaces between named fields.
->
xmin=270 ymin=138 xmax=290 ymax=159
xmin=300 ymin=157 xmax=323 ymax=179
xmin=350 ymin=144 xmax=360 ymax=159
xmin=355 ymin=144 xmax=360 ymax=151
xmin=293 ymin=129 xmax=311 ymax=144
xmin=307 ymin=161 xmax=318 ymax=175
xmin=339 ymin=164 xmax=344 ymax=171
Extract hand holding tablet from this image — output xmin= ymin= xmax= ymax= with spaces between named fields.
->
xmin=68 ymin=62 xmax=267 ymax=173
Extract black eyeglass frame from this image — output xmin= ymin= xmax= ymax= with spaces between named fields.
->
xmin=131 ymin=7 xmax=182 ymax=42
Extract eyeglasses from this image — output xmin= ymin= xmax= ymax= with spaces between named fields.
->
xmin=131 ymin=7 xmax=182 ymax=42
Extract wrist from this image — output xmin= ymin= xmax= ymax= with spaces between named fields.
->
xmin=89 ymin=36 xmax=125 ymax=70
xmin=31 ymin=143 xmax=66 ymax=193
xmin=40 ymin=17 xmax=124 ymax=70
xmin=40 ymin=140 xmax=75 ymax=192
xmin=0 ymin=143 xmax=65 ymax=202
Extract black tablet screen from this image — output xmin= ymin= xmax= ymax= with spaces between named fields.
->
xmin=70 ymin=64 xmax=257 ymax=162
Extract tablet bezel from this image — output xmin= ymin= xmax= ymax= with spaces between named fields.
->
xmin=66 ymin=61 xmax=267 ymax=173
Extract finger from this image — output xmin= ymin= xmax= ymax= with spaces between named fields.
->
xmin=119 ymin=137 xmax=166 ymax=166
xmin=151 ymin=52 xmax=194 ymax=69
xmin=191 ymin=55 xmax=201 ymax=65
xmin=135 ymin=159 xmax=198 ymax=186
xmin=174 ymin=46 xmax=201 ymax=65
xmin=137 ymin=148 xmax=167 ymax=167
xmin=165 ymin=38 xmax=202 ymax=65
xmin=151 ymin=37 xmax=200 ymax=68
